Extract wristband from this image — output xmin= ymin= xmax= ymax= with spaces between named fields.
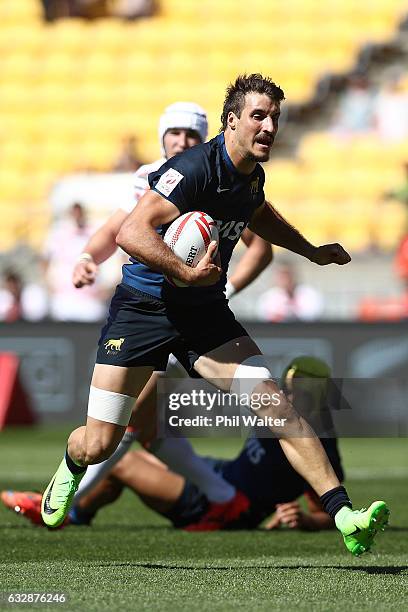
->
xmin=77 ymin=252 xmax=94 ymax=263
xmin=225 ymin=280 xmax=236 ymax=299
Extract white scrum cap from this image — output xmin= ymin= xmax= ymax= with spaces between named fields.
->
xmin=159 ymin=102 xmax=208 ymax=154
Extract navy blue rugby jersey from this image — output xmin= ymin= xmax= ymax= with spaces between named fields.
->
xmin=220 ymin=436 xmax=344 ymax=519
xmin=121 ymin=133 xmax=265 ymax=303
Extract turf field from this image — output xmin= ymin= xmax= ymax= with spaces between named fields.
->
xmin=0 ymin=428 xmax=407 ymax=611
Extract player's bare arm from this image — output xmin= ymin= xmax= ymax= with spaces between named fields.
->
xmin=249 ymin=200 xmax=351 ymax=265
xmin=228 ymin=228 xmax=273 ymax=294
xmin=73 ymin=210 xmax=128 ymax=288
xmin=116 ymin=189 xmax=221 ymax=286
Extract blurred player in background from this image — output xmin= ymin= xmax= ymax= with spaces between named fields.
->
xmin=41 ymin=74 xmax=388 ymax=557
xmin=44 ymin=202 xmax=109 ymax=321
xmin=2 ymin=356 xmax=347 ymax=533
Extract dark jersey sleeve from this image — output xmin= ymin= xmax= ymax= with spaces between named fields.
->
xmin=148 ymin=147 xmax=209 ymax=215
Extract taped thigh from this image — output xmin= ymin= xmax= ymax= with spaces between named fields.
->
xmin=87 ymin=386 xmax=136 ymax=426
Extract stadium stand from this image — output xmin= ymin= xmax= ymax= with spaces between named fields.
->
xmin=0 ymin=0 xmax=407 ymax=250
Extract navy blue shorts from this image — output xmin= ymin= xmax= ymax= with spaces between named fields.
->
xmin=161 ymin=482 xmax=208 ymax=528
xmin=96 ymin=283 xmax=249 ymax=372
xmin=162 ymin=477 xmax=266 ymax=530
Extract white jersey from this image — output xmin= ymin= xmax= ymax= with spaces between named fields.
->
xmin=119 ymin=158 xmax=166 ymax=214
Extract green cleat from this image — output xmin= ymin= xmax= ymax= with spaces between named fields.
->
xmin=335 ymin=500 xmax=390 ymax=556
xmin=41 ymin=458 xmax=85 ymax=528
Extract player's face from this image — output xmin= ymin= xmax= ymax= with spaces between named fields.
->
xmin=232 ymin=93 xmax=280 ymax=163
xmin=163 ymin=128 xmax=202 ymax=159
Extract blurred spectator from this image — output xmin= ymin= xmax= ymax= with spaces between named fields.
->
xmin=113 ymin=136 xmax=144 ymax=173
xmin=40 ymin=1 xmax=75 ymax=21
xmin=0 ymin=270 xmax=48 ymax=323
xmin=373 ymin=75 xmax=408 ymax=142
xmin=40 ymin=0 xmax=155 ymax=20
xmin=332 ymin=74 xmax=375 ymax=137
xmin=256 ymin=263 xmax=324 ymax=322
xmin=74 ymin=0 xmax=109 ymax=18
xmin=358 ymin=231 xmax=408 ymax=321
xmin=111 ymin=0 xmax=156 ymax=19
xmin=43 ymin=203 xmax=108 ymax=322
xmin=395 ymin=234 xmax=408 ymax=282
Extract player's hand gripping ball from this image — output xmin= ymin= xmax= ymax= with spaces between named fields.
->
xmin=163 ymin=211 xmax=219 ymax=287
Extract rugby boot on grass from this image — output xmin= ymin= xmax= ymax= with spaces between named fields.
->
xmin=335 ymin=500 xmax=390 ymax=556
xmin=41 ymin=457 xmax=85 ymax=528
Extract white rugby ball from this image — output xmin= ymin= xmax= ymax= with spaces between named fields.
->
xmin=163 ymin=211 xmax=219 ymax=287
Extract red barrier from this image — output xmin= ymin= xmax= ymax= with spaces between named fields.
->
xmin=0 ymin=353 xmax=37 ymax=429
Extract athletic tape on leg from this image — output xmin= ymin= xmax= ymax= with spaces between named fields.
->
xmin=87 ymin=386 xmax=136 ymax=426
xmin=230 ymin=355 xmax=274 ymax=397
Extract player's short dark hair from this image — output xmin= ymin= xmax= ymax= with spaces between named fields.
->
xmin=220 ymin=73 xmax=285 ymax=131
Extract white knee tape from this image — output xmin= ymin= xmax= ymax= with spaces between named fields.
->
xmin=87 ymin=386 xmax=136 ymax=426
xmin=230 ymin=355 xmax=274 ymax=396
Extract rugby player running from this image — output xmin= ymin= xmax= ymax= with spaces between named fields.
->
xmin=41 ymin=75 xmax=389 ymax=556
xmin=68 ymin=102 xmax=272 ymax=517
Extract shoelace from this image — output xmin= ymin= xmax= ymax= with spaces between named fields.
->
xmin=54 ymin=479 xmax=78 ymax=504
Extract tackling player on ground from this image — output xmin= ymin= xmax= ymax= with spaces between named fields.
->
xmin=4 ymin=357 xmax=385 ymax=542
xmin=40 ymin=75 xmax=389 ymax=556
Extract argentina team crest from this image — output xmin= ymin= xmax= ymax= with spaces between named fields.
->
xmin=250 ymin=177 xmax=259 ymax=195
xmin=104 ymin=338 xmax=125 ymax=354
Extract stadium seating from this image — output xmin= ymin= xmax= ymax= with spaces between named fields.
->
xmin=0 ymin=0 xmax=407 ymax=249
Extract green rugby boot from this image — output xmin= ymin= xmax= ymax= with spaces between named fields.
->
xmin=41 ymin=457 xmax=85 ymax=528
xmin=335 ymin=500 xmax=390 ymax=556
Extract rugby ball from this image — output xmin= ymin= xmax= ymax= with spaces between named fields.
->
xmin=163 ymin=211 xmax=219 ymax=287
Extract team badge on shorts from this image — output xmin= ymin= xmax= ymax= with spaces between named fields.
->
xmin=104 ymin=338 xmax=125 ymax=354
xmin=155 ymin=168 xmax=184 ymax=196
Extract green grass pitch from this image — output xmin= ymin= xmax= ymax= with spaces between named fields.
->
xmin=0 ymin=428 xmax=407 ymax=611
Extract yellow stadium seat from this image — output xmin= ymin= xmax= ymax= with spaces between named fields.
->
xmin=0 ymin=84 xmax=34 ymax=113
xmin=0 ymin=52 xmax=39 ymax=84
xmin=0 ymin=0 xmax=404 ymax=252
xmin=0 ymin=141 xmax=32 ymax=172
xmin=81 ymin=52 xmax=120 ymax=80
xmin=49 ymin=19 xmax=88 ymax=53
xmin=33 ymin=83 xmax=74 ymax=113
xmin=298 ymin=133 xmax=350 ymax=168
xmin=264 ymin=160 xmax=302 ymax=201
xmin=0 ymin=0 xmax=42 ymax=24
xmin=308 ymin=167 xmax=353 ymax=200
xmin=89 ymin=20 xmax=127 ymax=50
xmin=76 ymin=140 xmax=117 ymax=171
xmin=37 ymin=142 xmax=77 ymax=174
xmin=25 ymin=171 xmax=57 ymax=200
xmin=0 ymin=170 xmax=26 ymax=200
xmin=159 ymin=0 xmax=199 ymax=20
xmin=372 ymin=201 xmax=408 ymax=251
xmin=39 ymin=53 xmax=79 ymax=83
